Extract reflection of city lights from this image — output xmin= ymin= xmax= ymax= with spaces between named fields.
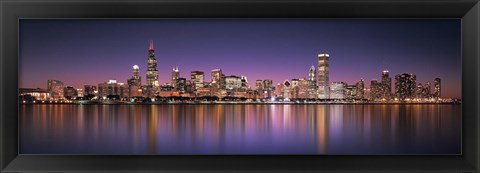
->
xmin=33 ymin=101 xmax=36 ymax=103
xmin=23 ymin=100 xmax=26 ymax=103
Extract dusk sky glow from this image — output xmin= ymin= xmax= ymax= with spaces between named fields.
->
xmin=19 ymin=19 xmax=461 ymax=98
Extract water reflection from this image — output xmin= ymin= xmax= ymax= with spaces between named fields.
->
xmin=20 ymin=104 xmax=461 ymax=154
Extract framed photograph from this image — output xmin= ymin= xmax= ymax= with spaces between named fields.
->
xmin=1 ymin=0 xmax=479 ymax=172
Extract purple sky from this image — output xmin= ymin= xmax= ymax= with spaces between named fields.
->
xmin=19 ymin=19 xmax=461 ymax=98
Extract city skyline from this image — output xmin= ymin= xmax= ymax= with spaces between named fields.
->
xmin=19 ymin=19 xmax=461 ymax=98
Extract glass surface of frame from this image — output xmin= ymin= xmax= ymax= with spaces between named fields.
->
xmin=18 ymin=19 xmax=462 ymax=155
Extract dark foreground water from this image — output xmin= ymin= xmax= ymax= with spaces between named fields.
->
xmin=20 ymin=104 xmax=461 ymax=155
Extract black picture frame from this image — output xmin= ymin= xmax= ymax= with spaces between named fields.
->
xmin=1 ymin=0 xmax=479 ymax=172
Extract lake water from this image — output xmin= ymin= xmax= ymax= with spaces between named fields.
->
xmin=20 ymin=104 xmax=461 ymax=155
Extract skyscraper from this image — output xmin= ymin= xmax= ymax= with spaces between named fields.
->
xmin=317 ymin=53 xmax=330 ymax=99
xmin=127 ymin=65 xmax=142 ymax=97
xmin=47 ymin=79 xmax=64 ymax=101
xmin=395 ymin=73 xmax=416 ymax=100
xmin=146 ymin=40 xmax=159 ymax=97
xmin=370 ymin=79 xmax=381 ymax=100
xmin=255 ymin=80 xmax=264 ymax=91
xmin=434 ymin=78 xmax=441 ymax=98
xmin=355 ymin=79 xmax=365 ymax=99
xmin=309 ymin=65 xmax=316 ymax=85
xmin=84 ymin=85 xmax=97 ymax=96
xmin=308 ymin=65 xmax=318 ymax=99
xmin=423 ymin=82 xmax=431 ymax=98
xmin=298 ymin=78 xmax=309 ymax=99
xmin=416 ymin=83 xmax=424 ymax=98
xmin=171 ymin=67 xmax=179 ymax=87
xmin=291 ymin=79 xmax=299 ymax=98
xmin=241 ymin=76 xmax=249 ymax=90
xmin=381 ymin=70 xmax=392 ymax=99
xmin=211 ymin=69 xmax=222 ymax=83
xmin=330 ymin=82 xmax=345 ymax=100
xmin=191 ymin=71 xmax=205 ymax=89
xmin=282 ymin=80 xmax=292 ymax=99
xmin=224 ymin=75 xmax=242 ymax=90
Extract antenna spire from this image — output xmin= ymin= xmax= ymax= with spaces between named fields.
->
xmin=149 ymin=40 xmax=154 ymax=51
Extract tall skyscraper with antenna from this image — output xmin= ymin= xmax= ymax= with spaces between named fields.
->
xmin=146 ymin=40 xmax=159 ymax=97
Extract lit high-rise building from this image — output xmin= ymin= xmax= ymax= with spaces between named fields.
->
xmin=330 ymin=82 xmax=345 ymax=100
xmin=381 ymin=70 xmax=392 ymax=99
xmin=282 ymin=80 xmax=292 ymax=99
xmin=395 ymin=73 xmax=416 ymax=100
xmin=370 ymin=79 xmax=381 ymax=100
xmin=308 ymin=65 xmax=317 ymax=99
xmin=434 ymin=78 xmax=441 ymax=98
xmin=241 ymin=76 xmax=249 ymax=90
xmin=309 ymin=65 xmax=316 ymax=85
xmin=191 ymin=71 xmax=205 ymax=89
xmin=47 ymin=79 xmax=64 ymax=101
xmin=84 ymin=85 xmax=97 ymax=96
xmin=127 ymin=65 xmax=142 ymax=97
xmin=423 ymin=82 xmax=431 ymax=98
xmin=171 ymin=67 xmax=179 ymax=88
xmin=355 ymin=79 xmax=365 ymax=99
xmin=211 ymin=69 xmax=224 ymax=88
xmin=291 ymin=79 xmax=299 ymax=98
xmin=416 ymin=83 xmax=424 ymax=98
xmin=344 ymin=84 xmax=358 ymax=100
xmin=298 ymin=78 xmax=309 ymax=99
xmin=255 ymin=79 xmax=274 ymax=98
xmin=146 ymin=40 xmax=159 ymax=97
xmin=225 ymin=75 xmax=242 ymax=90
xmin=176 ymin=78 xmax=187 ymax=92
xmin=98 ymin=80 xmax=122 ymax=98
xmin=275 ymin=83 xmax=283 ymax=97
xmin=255 ymin=80 xmax=264 ymax=90
xmin=317 ymin=53 xmax=330 ymax=99
xmin=76 ymin=89 xmax=84 ymax=98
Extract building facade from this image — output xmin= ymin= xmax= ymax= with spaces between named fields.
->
xmin=47 ymin=79 xmax=64 ymax=100
xmin=434 ymin=78 xmax=441 ymax=98
xmin=224 ymin=75 xmax=242 ymax=90
xmin=395 ymin=73 xmax=417 ymax=100
xmin=146 ymin=40 xmax=159 ymax=97
xmin=127 ymin=65 xmax=142 ymax=97
xmin=355 ymin=79 xmax=365 ymax=99
xmin=317 ymin=53 xmax=330 ymax=99
xmin=330 ymin=82 xmax=345 ymax=100
xmin=191 ymin=71 xmax=205 ymax=89
xmin=381 ymin=70 xmax=392 ymax=99
xmin=171 ymin=67 xmax=179 ymax=88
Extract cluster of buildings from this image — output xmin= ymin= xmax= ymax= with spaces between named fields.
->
xmin=20 ymin=40 xmax=446 ymax=103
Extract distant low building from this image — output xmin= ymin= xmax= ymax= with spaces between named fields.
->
xmin=19 ymin=88 xmax=50 ymax=101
